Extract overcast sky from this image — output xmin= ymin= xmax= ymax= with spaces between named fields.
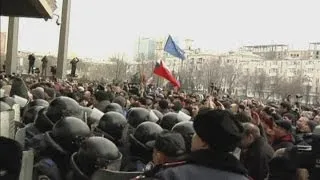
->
xmin=1 ymin=0 xmax=319 ymax=59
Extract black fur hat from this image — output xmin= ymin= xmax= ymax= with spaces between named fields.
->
xmin=0 ymin=137 xmax=23 ymax=179
xmin=193 ymin=109 xmax=244 ymax=152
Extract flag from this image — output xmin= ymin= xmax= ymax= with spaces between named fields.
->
xmin=164 ymin=35 xmax=186 ymax=60
xmin=153 ymin=60 xmax=180 ymax=88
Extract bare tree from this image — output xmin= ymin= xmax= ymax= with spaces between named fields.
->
xmin=204 ymin=59 xmax=223 ymax=91
xmin=266 ymin=73 xmax=285 ymax=100
xmin=252 ymin=69 xmax=269 ymax=98
xmin=109 ymin=53 xmax=128 ymax=82
xmin=239 ymin=70 xmax=253 ymax=98
xmin=221 ymin=64 xmax=242 ymax=95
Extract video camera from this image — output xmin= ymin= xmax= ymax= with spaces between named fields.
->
xmin=288 ymin=133 xmax=320 ymax=180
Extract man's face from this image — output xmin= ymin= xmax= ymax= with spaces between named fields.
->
xmin=313 ymin=115 xmax=320 ymax=124
xmin=83 ymin=91 xmax=91 ymax=99
xmin=191 ymin=104 xmax=199 ymax=117
xmin=296 ymin=117 xmax=309 ymax=132
xmin=240 ymin=133 xmax=254 ymax=149
xmin=283 ymin=116 xmax=292 ymax=123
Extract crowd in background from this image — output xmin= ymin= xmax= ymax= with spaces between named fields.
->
xmin=0 ymin=73 xmax=320 ymax=180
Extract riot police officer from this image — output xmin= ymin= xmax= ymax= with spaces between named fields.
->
xmin=124 ymin=122 xmax=163 ymax=172
xmin=67 ymin=137 xmax=122 ymax=180
xmin=172 ymin=121 xmax=195 ymax=153
xmin=160 ymin=112 xmax=190 ymax=130
xmin=31 ymin=117 xmax=91 ymax=178
xmin=127 ymin=108 xmax=159 ymax=128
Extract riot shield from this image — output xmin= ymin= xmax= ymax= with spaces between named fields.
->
xmin=15 ymin=126 xmax=26 ymax=148
xmin=91 ymin=169 xmax=142 ymax=180
xmin=12 ymin=104 xmax=21 ymax=122
xmin=19 ymin=150 xmax=34 ymax=180
xmin=0 ymin=109 xmax=15 ymax=139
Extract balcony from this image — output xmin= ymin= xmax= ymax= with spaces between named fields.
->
xmin=0 ymin=0 xmax=57 ymax=19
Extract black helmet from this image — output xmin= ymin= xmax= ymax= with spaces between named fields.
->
xmin=52 ymin=117 xmax=90 ymax=152
xmin=113 ymin=96 xmax=126 ymax=108
xmin=96 ymin=112 xmax=127 ymax=143
xmin=104 ymin=103 xmax=123 ymax=114
xmin=151 ymin=109 xmax=163 ymax=122
xmin=34 ymin=108 xmax=54 ymax=133
xmin=22 ymin=106 xmax=45 ymax=124
xmin=160 ymin=112 xmax=190 ymax=130
xmin=0 ymin=101 xmax=11 ymax=112
xmin=46 ymin=96 xmax=82 ymax=122
xmin=27 ymin=99 xmax=49 ymax=108
xmin=129 ymin=122 xmax=163 ymax=160
xmin=172 ymin=121 xmax=195 ymax=153
xmin=159 ymin=112 xmax=179 ymax=130
xmin=127 ymin=108 xmax=158 ymax=128
xmin=71 ymin=137 xmax=122 ymax=178
xmin=133 ymin=122 xmax=163 ymax=145
xmin=95 ymin=100 xmax=111 ymax=113
xmin=22 ymin=99 xmax=49 ymax=117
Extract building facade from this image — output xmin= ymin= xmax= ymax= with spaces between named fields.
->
xmin=134 ymin=37 xmax=156 ymax=61
xmin=0 ymin=32 xmax=7 ymax=55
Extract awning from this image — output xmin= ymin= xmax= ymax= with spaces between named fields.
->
xmin=0 ymin=0 xmax=57 ymax=19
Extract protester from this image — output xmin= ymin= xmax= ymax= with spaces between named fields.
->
xmin=70 ymin=57 xmax=80 ymax=77
xmin=272 ymin=120 xmax=294 ymax=151
xmin=41 ymin=55 xmax=48 ymax=77
xmin=140 ymin=110 xmax=249 ymax=180
xmin=28 ymin=53 xmax=36 ymax=74
xmin=240 ymin=122 xmax=274 ymax=180
xmin=1 ymin=73 xmax=320 ymax=180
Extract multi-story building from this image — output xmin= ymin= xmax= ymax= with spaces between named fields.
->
xmin=134 ymin=37 xmax=156 ymax=61
xmin=287 ymin=50 xmax=310 ymax=60
xmin=219 ymin=50 xmax=320 ymax=104
xmin=240 ymin=44 xmax=289 ymax=60
xmin=309 ymin=42 xmax=320 ymax=59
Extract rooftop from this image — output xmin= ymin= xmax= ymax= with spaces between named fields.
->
xmin=243 ymin=44 xmax=288 ymax=48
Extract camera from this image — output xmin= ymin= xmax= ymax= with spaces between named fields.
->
xmin=288 ymin=134 xmax=320 ymax=180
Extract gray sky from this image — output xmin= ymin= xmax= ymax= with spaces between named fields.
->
xmin=1 ymin=0 xmax=319 ymax=59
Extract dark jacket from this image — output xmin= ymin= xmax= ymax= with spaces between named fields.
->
xmin=139 ymin=149 xmax=250 ymax=180
xmin=241 ymin=137 xmax=274 ymax=180
xmin=272 ymin=134 xmax=294 ymax=151
xmin=29 ymin=132 xmax=71 ymax=178
xmin=28 ymin=54 xmax=36 ymax=65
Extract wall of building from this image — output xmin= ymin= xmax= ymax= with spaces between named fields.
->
xmin=0 ymin=32 xmax=7 ymax=55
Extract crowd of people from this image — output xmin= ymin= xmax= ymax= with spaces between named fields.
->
xmin=0 ymin=74 xmax=320 ymax=180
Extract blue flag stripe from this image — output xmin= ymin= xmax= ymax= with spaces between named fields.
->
xmin=164 ymin=35 xmax=186 ymax=60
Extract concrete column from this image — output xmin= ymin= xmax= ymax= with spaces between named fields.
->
xmin=56 ymin=0 xmax=71 ymax=79
xmin=5 ymin=17 xmax=19 ymax=75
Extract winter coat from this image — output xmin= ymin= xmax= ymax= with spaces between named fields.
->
xmin=241 ymin=137 xmax=274 ymax=180
xmin=272 ymin=134 xmax=294 ymax=151
xmin=138 ymin=149 xmax=250 ymax=180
